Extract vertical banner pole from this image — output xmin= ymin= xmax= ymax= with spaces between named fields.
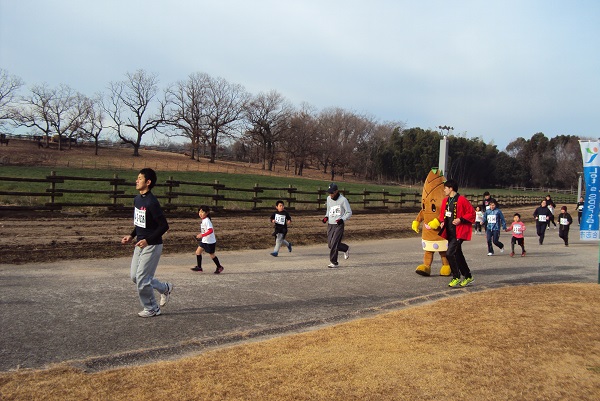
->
xmin=579 ymin=140 xmax=600 ymax=284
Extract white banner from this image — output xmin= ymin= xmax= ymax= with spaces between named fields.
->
xmin=579 ymin=141 xmax=600 ymax=240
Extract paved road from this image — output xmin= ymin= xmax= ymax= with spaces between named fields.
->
xmin=1 ymin=229 xmax=598 ymax=372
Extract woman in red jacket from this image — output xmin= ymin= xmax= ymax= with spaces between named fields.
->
xmin=426 ymin=179 xmax=476 ymax=288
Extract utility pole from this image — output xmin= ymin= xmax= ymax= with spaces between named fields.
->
xmin=437 ymin=126 xmax=453 ymax=176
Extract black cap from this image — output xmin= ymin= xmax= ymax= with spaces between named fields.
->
xmin=327 ymin=183 xmax=338 ymax=193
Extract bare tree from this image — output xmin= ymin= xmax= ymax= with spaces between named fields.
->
xmin=244 ymin=90 xmax=292 ymax=170
xmin=315 ymin=108 xmax=366 ymax=180
xmin=104 ymin=69 xmax=164 ymax=156
xmin=0 ymin=69 xmax=24 ymax=130
xmin=280 ymin=103 xmax=319 ymax=176
xmin=204 ymin=76 xmax=248 ymax=163
xmin=78 ymin=95 xmax=106 ymax=155
xmin=164 ymin=72 xmax=210 ymax=161
xmin=61 ymin=91 xmax=91 ymax=149
xmin=17 ymin=83 xmax=86 ymax=149
xmin=16 ymin=83 xmax=54 ymax=146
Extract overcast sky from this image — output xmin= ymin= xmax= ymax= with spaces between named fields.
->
xmin=1 ymin=0 xmax=598 ymax=150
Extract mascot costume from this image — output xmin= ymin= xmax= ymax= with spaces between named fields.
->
xmin=411 ymin=168 xmax=451 ymax=276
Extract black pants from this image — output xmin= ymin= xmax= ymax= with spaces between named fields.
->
xmin=447 ymin=236 xmax=471 ymax=279
xmin=327 ymin=223 xmax=349 ymax=263
xmin=559 ymin=227 xmax=570 ymax=245
xmin=536 ymin=222 xmax=547 ymax=244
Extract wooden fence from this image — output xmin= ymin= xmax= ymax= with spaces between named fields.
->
xmin=0 ymin=172 xmax=578 ymax=213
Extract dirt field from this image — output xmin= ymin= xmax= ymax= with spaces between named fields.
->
xmin=0 ymin=139 xmax=538 ymax=265
xmin=0 ymin=212 xmax=417 ymax=264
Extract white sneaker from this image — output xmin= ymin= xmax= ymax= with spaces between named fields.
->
xmin=487 ymin=252 xmax=493 ymax=256
xmin=500 ymin=248 xmax=504 ymax=253
xmin=138 ymin=309 xmax=161 ymax=318
xmin=160 ymin=282 xmax=173 ymax=307
xmin=344 ymin=248 xmax=350 ymax=260
xmin=327 ymin=262 xmax=339 ymax=268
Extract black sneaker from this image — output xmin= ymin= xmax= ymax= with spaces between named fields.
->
xmin=214 ymin=266 xmax=224 ymax=274
xmin=191 ymin=266 xmax=203 ymax=272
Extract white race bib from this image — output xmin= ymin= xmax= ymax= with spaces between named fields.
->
xmin=560 ymin=218 xmax=569 ymax=225
xmin=512 ymin=226 xmax=522 ymax=235
xmin=134 ymin=207 xmax=146 ymax=228
xmin=274 ymin=213 xmax=286 ymax=225
xmin=487 ymin=215 xmax=497 ymax=224
xmin=445 ymin=210 xmax=452 ymax=218
xmin=328 ymin=205 xmax=342 ymax=220
xmin=538 ymin=215 xmax=547 ymax=222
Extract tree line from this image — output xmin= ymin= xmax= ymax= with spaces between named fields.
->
xmin=0 ymin=68 xmax=586 ymax=189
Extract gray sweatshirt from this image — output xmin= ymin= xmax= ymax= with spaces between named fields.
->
xmin=325 ymin=194 xmax=352 ymax=224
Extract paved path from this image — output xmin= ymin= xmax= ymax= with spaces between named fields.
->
xmin=1 ymin=229 xmax=597 ymax=372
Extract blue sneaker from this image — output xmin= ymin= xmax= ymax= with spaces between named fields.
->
xmin=287 ymin=242 xmax=293 ymax=252
xmin=270 ymin=252 xmax=278 ymax=257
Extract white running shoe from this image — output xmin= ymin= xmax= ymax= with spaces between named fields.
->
xmin=500 ymin=248 xmax=504 ymax=253
xmin=487 ymin=252 xmax=493 ymax=256
xmin=344 ymin=247 xmax=350 ymax=260
xmin=327 ymin=262 xmax=339 ymax=268
xmin=160 ymin=282 xmax=173 ymax=307
xmin=138 ymin=309 xmax=161 ymax=318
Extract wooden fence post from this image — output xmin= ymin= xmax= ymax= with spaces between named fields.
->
xmin=49 ymin=170 xmax=56 ymax=206
xmin=167 ymin=176 xmax=174 ymax=207
xmin=287 ymin=184 xmax=294 ymax=208
xmin=213 ymin=180 xmax=219 ymax=208
xmin=253 ymin=183 xmax=260 ymax=209
xmin=317 ymin=187 xmax=323 ymax=210
xmin=112 ymin=173 xmax=118 ymax=206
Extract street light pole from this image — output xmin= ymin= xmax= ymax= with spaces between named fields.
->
xmin=437 ymin=126 xmax=453 ymax=176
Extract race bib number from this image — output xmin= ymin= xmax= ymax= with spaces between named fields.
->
xmin=445 ymin=210 xmax=452 ymax=218
xmin=274 ymin=213 xmax=286 ymax=225
xmin=560 ymin=218 xmax=569 ymax=225
xmin=134 ymin=207 xmax=146 ymax=228
xmin=578 ymin=205 xmax=584 ymax=211
xmin=329 ymin=205 xmax=342 ymax=219
xmin=538 ymin=215 xmax=547 ymax=222
xmin=512 ymin=226 xmax=522 ymax=235
xmin=487 ymin=215 xmax=497 ymax=224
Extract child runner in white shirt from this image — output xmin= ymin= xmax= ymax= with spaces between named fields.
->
xmin=191 ymin=205 xmax=224 ymax=274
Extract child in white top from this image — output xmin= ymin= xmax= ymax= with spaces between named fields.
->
xmin=191 ymin=205 xmax=224 ymax=274
xmin=474 ymin=206 xmax=484 ymax=234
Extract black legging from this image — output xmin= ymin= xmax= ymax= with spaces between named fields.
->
xmin=536 ymin=222 xmax=547 ymax=244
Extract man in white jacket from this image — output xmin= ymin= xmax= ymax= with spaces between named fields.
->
xmin=322 ymin=183 xmax=352 ymax=268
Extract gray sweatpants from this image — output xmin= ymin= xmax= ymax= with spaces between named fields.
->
xmin=273 ymin=233 xmax=290 ymax=253
xmin=130 ymin=244 xmax=168 ymax=312
xmin=327 ymin=223 xmax=349 ymax=263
